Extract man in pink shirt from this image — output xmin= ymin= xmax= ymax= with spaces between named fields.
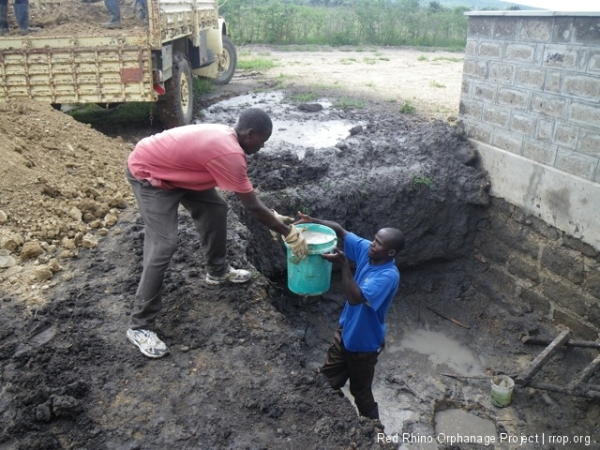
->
xmin=125 ymin=108 xmax=308 ymax=358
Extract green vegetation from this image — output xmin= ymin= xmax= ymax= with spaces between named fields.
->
xmin=413 ymin=175 xmax=434 ymax=189
xmin=333 ymin=97 xmax=365 ymax=110
xmin=432 ymin=56 xmax=464 ymax=62
xmin=193 ymin=77 xmax=214 ymax=96
xmin=417 ymin=55 xmax=429 ymax=61
xmin=287 ymin=91 xmax=321 ymax=102
xmin=237 ymin=56 xmax=276 ymax=71
xmin=221 ymin=0 xmax=470 ymax=49
xmin=430 ymin=80 xmax=446 ymax=88
xmin=400 ymin=101 xmax=416 ymax=114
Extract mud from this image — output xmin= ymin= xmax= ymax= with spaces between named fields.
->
xmin=1 ymin=83 xmax=599 ymax=449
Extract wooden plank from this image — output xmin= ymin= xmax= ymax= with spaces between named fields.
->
xmin=522 ymin=336 xmax=600 ymax=350
xmin=516 ymin=329 xmax=572 ymax=386
xmin=567 ymin=355 xmax=600 ymax=390
xmin=527 ymin=381 xmax=600 ymax=401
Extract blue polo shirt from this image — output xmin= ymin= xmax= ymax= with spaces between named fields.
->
xmin=339 ymin=233 xmax=400 ymax=352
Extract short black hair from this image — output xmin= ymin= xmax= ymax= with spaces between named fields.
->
xmin=382 ymin=228 xmax=405 ymax=252
xmin=236 ymin=108 xmax=273 ymax=135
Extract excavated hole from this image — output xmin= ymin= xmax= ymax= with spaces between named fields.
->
xmin=203 ymin=92 xmax=598 ymax=443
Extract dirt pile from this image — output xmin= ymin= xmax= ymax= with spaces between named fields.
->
xmin=0 ymin=99 xmax=133 ymax=308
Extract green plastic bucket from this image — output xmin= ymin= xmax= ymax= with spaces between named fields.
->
xmin=285 ymin=223 xmax=337 ymax=296
xmin=490 ymin=375 xmax=514 ymax=407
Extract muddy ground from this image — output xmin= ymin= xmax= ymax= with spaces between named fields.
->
xmin=1 ymin=44 xmax=599 ymax=450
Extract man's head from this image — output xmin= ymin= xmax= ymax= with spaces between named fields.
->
xmin=234 ymin=108 xmax=273 ymax=155
xmin=368 ymin=227 xmax=405 ymax=263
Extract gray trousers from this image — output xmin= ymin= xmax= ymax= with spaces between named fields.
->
xmin=127 ymin=168 xmax=228 ymax=329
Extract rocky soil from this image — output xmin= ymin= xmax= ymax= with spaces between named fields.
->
xmin=0 ymin=31 xmax=598 ymax=450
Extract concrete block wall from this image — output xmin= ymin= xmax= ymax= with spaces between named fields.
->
xmin=460 ymin=11 xmax=600 ymax=338
xmin=475 ymin=198 xmax=600 ymax=339
xmin=461 ymin=12 xmax=600 ymax=183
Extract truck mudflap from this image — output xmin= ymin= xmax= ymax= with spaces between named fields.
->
xmin=0 ymin=37 xmax=155 ymax=104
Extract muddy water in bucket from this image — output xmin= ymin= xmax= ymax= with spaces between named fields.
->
xmin=285 ymin=224 xmax=337 ymax=296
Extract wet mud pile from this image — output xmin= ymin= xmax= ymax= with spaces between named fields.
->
xmin=233 ymin=110 xmax=490 ymax=277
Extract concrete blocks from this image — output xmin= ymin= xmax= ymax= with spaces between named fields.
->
xmin=520 ymin=18 xmax=553 ymax=42
xmin=542 ymin=45 xmax=578 ymax=70
xmin=475 ymin=197 xmax=600 ymax=339
xmin=530 ymin=92 xmax=567 ymax=118
xmin=554 ymin=148 xmax=597 ymax=179
xmin=511 ymin=113 xmax=536 ymax=136
xmin=461 ymin=12 xmax=600 ymax=337
xmin=523 ymin=138 xmax=556 ymax=165
xmin=484 ymin=104 xmax=510 ymax=127
xmin=493 ymin=129 xmax=523 ymax=154
xmin=515 ymin=67 xmax=544 ymax=89
xmin=570 ymin=101 xmax=600 ymax=125
xmin=490 ymin=62 xmax=515 ymax=84
xmin=506 ymin=44 xmax=535 ymax=62
xmin=498 ymin=87 xmax=528 ymax=109
xmin=563 ymin=74 xmax=600 ymax=101
xmin=573 ymin=17 xmax=600 ymax=45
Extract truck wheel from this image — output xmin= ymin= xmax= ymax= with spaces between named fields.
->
xmin=158 ymin=53 xmax=194 ymax=128
xmin=214 ymin=35 xmax=237 ymax=85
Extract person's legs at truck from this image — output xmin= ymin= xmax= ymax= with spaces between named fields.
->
xmin=0 ymin=0 xmax=8 ymax=35
xmin=134 ymin=0 xmax=147 ymax=20
xmin=13 ymin=0 xmax=40 ymax=35
xmin=103 ymin=0 xmax=121 ymax=28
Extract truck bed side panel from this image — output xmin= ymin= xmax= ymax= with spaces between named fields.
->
xmin=0 ymin=37 xmax=155 ymax=103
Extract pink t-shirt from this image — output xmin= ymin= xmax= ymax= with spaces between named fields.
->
xmin=127 ymin=124 xmax=254 ymax=193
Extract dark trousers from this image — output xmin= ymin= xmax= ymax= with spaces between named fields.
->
xmin=319 ymin=329 xmax=379 ymax=418
xmin=126 ymin=168 xmax=229 ymax=329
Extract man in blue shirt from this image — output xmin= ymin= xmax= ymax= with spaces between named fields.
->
xmin=296 ymin=212 xmax=405 ymax=421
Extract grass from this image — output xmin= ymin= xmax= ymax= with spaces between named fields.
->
xmin=333 ymin=97 xmax=365 ymax=110
xmin=400 ymin=101 xmax=416 ymax=114
xmin=429 ymin=80 xmax=446 ymax=88
xmin=193 ymin=77 xmax=214 ymax=96
xmin=413 ymin=175 xmax=434 ymax=189
xmin=432 ymin=56 xmax=463 ymax=63
xmin=237 ymin=57 xmax=276 ymax=71
xmin=287 ymin=91 xmax=321 ymax=103
xmin=417 ymin=55 xmax=429 ymax=61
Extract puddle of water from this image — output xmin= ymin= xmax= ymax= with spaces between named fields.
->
xmin=389 ymin=329 xmax=484 ymax=377
xmin=340 ymin=385 xmax=418 ymax=435
xmin=201 ymin=91 xmax=359 ymax=156
xmin=434 ymin=408 xmax=497 ymax=446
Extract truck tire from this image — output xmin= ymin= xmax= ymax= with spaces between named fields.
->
xmin=158 ymin=53 xmax=194 ymax=128
xmin=214 ymin=35 xmax=237 ymax=85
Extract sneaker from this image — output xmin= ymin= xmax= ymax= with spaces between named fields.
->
xmin=102 ymin=21 xmax=122 ymax=29
xmin=205 ymin=266 xmax=252 ymax=285
xmin=126 ymin=328 xmax=169 ymax=358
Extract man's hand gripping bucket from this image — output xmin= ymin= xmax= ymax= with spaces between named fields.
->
xmin=284 ymin=223 xmax=337 ymax=296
